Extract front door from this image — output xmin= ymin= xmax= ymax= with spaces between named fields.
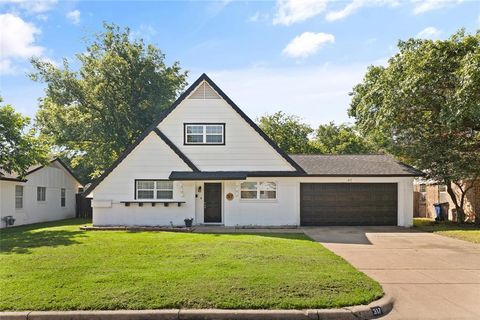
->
xmin=204 ymin=183 xmax=222 ymax=223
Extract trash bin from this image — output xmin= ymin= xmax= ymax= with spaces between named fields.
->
xmin=440 ymin=202 xmax=450 ymax=221
xmin=433 ymin=203 xmax=442 ymax=221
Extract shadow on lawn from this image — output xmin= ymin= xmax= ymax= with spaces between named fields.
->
xmin=0 ymin=229 xmax=85 ymax=254
xmin=0 ymin=219 xmax=89 ymax=254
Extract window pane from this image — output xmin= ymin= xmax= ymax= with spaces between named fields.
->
xmin=15 ymin=185 xmax=23 ymax=196
xmin=419 ymin=184 xmax=426 ymax=192
xmin=37 ymin=187 xmax=45 ymax=201
xmin=137 ymin=181 xmax=154 ymax=189
xmin=260 ymin=190 xmax=276 ymax=199
xmin=15 ymin=198 xmax=23 ymax=209
xmin=187 ymin=134 xmax=203 ymax=143
xmin=259 ymin=182 xmax=276 ymax=191
xmin=138 ymin=190 xmax=154 ymax=199
xmin=206 ymin=125 xmax=223 ymax=134
xmin=241 ymin=191 xmax=257 ymax=199
xmin=186 ymin=125 xmax=203 ymax=134
xmin=206 ymin=134 xmax=222 ymax=143
xmin=157 ymin=190 xmax=173 ymax=199
xmin=241 ymin=182 xmax=257 ymax=190
xmin=439 ymin=185 xmax=447 ymax=192
xmin=156 ymin=181 xmax=173 ymax=190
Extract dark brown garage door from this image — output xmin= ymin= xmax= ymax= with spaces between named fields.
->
xmin=300 ymin=183 xmax=398 ymax=226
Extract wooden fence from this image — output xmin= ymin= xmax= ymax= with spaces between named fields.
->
xmin=76 ymin=194 xmax=92 ymax=219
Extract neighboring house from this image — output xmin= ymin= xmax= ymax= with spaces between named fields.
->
xmin=414 ymin=180 xmax=479 ymax=222
xmin=0 ymin=158 xmax=83 ymax=228
xmin=85 ymin=74 xmax=422 ymax=227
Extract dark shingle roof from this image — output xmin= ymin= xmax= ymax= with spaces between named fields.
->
xmin=0 ymin=170 xmax=26 ymax=182
xmin=289 ymin=154 xmax=423 ymax=176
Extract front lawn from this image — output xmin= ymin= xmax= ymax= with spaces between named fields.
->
xmin=414 ymin=218 xmax=480 ymax=244
xmin=0 ymin=219 xmax=382 ymax=311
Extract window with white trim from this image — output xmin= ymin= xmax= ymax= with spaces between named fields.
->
xmin=136 ymin=180 xmax=173 ymax=199
xmin=240 ymin=182 xmax=277 ymax=200
xmin=61 ymin=188 xmax=66 ymax=207
xmin=37 ymin=186 xmax=46 ymax=202
xmin=15 ymin=185 xmax=23 ymax=209
xmin=185 ymin=124 xmax=224 ymax=145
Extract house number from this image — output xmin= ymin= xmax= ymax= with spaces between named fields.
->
xmin=371 ymin=306 xmax=383 ymax=316
xmin=226 ymin=193 xmax=234 ymax=201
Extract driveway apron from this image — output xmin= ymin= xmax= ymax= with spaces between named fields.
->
xmin=303 ymin=226 xmax=480 ymax=320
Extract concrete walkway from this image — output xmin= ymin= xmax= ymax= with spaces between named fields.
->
xmin=303 ymin=227 xmax=480 ymax=320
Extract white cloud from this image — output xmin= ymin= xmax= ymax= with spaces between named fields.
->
xmin=416 ymin=26 xmax=441 ymax=39
xmin=273 ymin=0 xmax=328 ymax=25
xmin=326 ymin=0 xmax=399 ymax=21
xmin=66 ymin=9 xmax=80 ymax=24
xmin=0 ymin=13 xmax=44 ymax=75
xmin=412 ymin=0 xmax=463 ymax=14
xmin=192 ymin=64 xmax=369 ymax=127
xmin=0 ymin=0 xmax=58 ymax=14
xmin=326 ymin=0 xmax=365 ymax=21
xmin=283 ymin=32 xmax=334 ymax=58
xmin=0 ymin=13 xmax=44 ymax=58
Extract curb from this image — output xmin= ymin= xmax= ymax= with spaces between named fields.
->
xmin=0 ymin=295 xmax=393 ymax=320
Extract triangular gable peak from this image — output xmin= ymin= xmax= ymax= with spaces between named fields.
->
xmin=157 ymin=74 xmax=304 ymax=172
xmin=188 ymin=81 xmax=221 ymax=99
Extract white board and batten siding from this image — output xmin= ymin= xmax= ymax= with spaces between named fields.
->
xmin=0 ymin=160 xmax=82 ymax=228
xmin=91 ymin=131 xmax=196 ymax=226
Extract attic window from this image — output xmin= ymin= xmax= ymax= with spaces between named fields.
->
xmin=184 ymin=123 xmax=225 ymax=145
xmin=189 ymin=82 xmax=221 ymax=99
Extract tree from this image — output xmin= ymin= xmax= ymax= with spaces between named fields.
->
xmin=0 ymin=98 xmax=49 ymax=178
xmin=30 ymin=23 xmax=188 ymax=182
xmin=257 ymin=111 xmax=314 ymax=154
xmin=311 ymin=122 xmax=377 ymax=154
xmin=349 ymin=30 xmax=480 ymax=224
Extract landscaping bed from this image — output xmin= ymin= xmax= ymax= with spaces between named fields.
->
xmin=414 ymin=218 xmax=480 ymax=244
xmin=0 ymin=219 xmax=382 ymax=311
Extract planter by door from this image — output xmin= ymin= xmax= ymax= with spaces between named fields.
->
xmin=204 ymin=183 xmax=222 ymax=223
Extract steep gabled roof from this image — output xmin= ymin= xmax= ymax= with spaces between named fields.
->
xmin=85 ymin=73 xmax=304 ymax=195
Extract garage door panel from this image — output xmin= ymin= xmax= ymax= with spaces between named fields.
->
xmin=300 ymin=183 xmax=398 ymax=226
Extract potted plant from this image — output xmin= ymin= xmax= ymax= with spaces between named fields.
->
xmin=184 ymin=217 xmax=194 ymax=228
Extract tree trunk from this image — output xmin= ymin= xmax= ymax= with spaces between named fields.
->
xmin=446 ymin=182 xmax=465 ymax=224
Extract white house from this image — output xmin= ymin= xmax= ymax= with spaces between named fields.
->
xmin=85 ymin=74 xmax=422 ymax=228
xmin=0 ymin=158 xmax=83 ymax=228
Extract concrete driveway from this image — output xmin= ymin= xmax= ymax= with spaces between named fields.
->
xmin=303 ymin=227 xmax=480 ymax=320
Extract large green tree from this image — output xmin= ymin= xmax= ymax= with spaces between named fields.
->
xmin=31 ymin=23 xmax=188 ymax=182
xmin=311 ymin=122 xmax=377 ymax=154
xmin=349 ymin=30 xmax=480 ymax=223
xmin=257 ymin=111 xmax=314 ymax=154
xmin=0 ymin=98 xmax=49 ymax=178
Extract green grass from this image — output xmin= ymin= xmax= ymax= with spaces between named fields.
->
xmin=0 ymin=219 xmax=382 ymax=311
xmin=414 ymin=218 xmax=480 ymax=244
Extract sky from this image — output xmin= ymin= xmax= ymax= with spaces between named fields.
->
xmin=0 ymin=0 xmax=478 ymax=128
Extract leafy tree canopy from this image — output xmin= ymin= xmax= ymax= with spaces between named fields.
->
xmin=349 ymin=29 xmax=480 ymax=222
xmin=257 ymin=111 xmax=314 ymax=154
xmin=0 ymin=97 xmax=49 ymax=178
xmin=31 ymin=23 xmax=188 ymax=182
xmin=311 ymin=122 xmax=378 ymax=154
